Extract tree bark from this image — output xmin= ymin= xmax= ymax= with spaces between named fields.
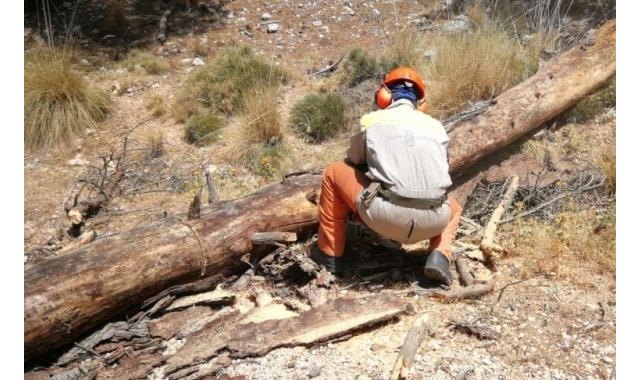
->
xmin=24 ymin=19 xmax=616 ymax=363
xmin=24 ymin=175 xmax=320 ymax=362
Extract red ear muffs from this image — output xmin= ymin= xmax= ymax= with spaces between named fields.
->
xmin=374 ymin=83 xmax=392 ymax=109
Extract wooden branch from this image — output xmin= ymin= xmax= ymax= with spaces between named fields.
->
xmin=203 ymin=164 xmax=220 ymax=203
xmin=389 ymin=314 xmax=431 ymax=380
xmin=442 ymin=283 xmax=494 ymax=301
xmin=156 ymin=10 xmax=171 ymax=43
xmin=480 ymin=175 xmax=519 ymax=271
xmin=454 ymin=256 xmax=475 ymax=287
xmin=309 ymin=54 xmax=344 ymax=77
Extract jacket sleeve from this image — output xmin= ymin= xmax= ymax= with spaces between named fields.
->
xmin=346 ymin=131 xmax=367 ymax=167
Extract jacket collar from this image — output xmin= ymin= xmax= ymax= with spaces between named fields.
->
xmin=387 ymin=99 xmax=416 ymax=110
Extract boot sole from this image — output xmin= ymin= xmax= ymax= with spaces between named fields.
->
xmin=424 ymin=267 xmax=451 ymax=285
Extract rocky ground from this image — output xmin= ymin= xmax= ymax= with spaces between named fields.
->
xmin=24 ymin=0 xmax=616 ymax=379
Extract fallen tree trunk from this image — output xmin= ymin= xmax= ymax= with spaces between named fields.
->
xmin=448 ymin=20 xmax=616 ymax=174
xmin=24 ymin=19 xmax=616 ymax=363
xmin=24 ymin=175 xmax=320 ymax=362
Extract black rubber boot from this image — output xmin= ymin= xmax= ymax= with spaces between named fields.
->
xmin=310 ymin=243 xmax=350 ymax=274
xmin=423 ymin=250 xmax=453 ymax=285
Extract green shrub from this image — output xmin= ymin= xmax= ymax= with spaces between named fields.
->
xmin=343 ymin=47 xmax=392 ymax=87
xmin=184 ymin=111 xmax=225 ymax=146
xmin=290 ymin=93 xmax=347 ymax=143
xmin=173 ymin=46 xmax=288 ymax=120
xmin=24 ymin=48 xmax=112 ymax=150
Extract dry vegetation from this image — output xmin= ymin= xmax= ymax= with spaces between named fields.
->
xmin=24 ymin=47 xmax=112 ymax=150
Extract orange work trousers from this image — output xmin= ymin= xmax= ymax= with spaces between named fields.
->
xmin=317 ymin=161 xmax=462 ymax=260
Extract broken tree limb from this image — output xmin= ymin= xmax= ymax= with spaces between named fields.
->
xmin=442 ymin=282 xmax=494 ymax=301
xmin=203 ymin=164 xmax=220 ymax=203
xmin=447 ymin=19 xmax=616 ymax=175
xmin=455 ymin=256 xmax=475 ymax=287
xmin=24 ymin=175 xmax=320 ymax=362
xmin=389 ymin=313 xmax=431 ymax=380
xmin=480 ymin=175 xmax=519 ymax=271
xmin=24 ymin=20 xmax=616 ymax=363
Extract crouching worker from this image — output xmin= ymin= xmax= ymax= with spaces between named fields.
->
xmin=310 ymin=66 xmax=462 ymax=285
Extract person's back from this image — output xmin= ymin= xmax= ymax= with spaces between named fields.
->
xmin=311 ymin=66 xmax=462 ymax=285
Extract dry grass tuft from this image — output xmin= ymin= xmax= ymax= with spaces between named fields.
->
xmin=25 ymin=47 xmax=112 ymax=150
xmin=597 ymin=145 xmax=616 ymax=193
xmin=505 ymin=200 xmax=615 ymax=280
xmin=145 ymin=94 xmax=166 ymax=117
xmin=184 ymin=111 xmax=225 ymax=146
xmin=222 ymin=85 xmax=290 ymax=177
xmin=522 ymin=139 xmax=548 ymax=164
xmin=143 ymin=131 xmax=164 ymax=158
xmin=191 ymin=38 xmax=209 ymax=57
xmin=120 ymin=51 xmax=170 ymax=75
xmin=383 ymin=29 xmax=428 ymax=69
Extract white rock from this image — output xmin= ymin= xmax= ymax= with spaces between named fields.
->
xmin=442 ymin=15 xmax=472 ymax=33
xmin=267 ymin=23 xmax=279 ymax=33
xmin=85 ymin=128 xmax=96 ymax=136
xmin=320 ymin=26 xmax=330 ymax=34
xmin=237 ymin=17 xmax=246 ymax=23
xmin=192 ymin=57 xmax=205 ymax=66
xmin=312 ymin=20 xmax=323 ymax=27
xmin=261 ymin=12 xmax=272 ymax=21
xmin=372 ymin=8 xmax=381 ymax=17
xmin=67 ymin=154 xmax=88 ymax=167
xmin=79 ymin=59 xmax=90 ymax=66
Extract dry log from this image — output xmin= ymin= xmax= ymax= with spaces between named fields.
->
xmin=164 ymin=294 xmax=408 ymax=375
xmin=389 ymin=314 xmax=431 ymax=380
xmin=24 ymin=20 xmax=616 ymax=363
xmin=448 ymin=19 xmax=616 ymax=175
xmin=24 ymin=175 xmax=320 ymax=362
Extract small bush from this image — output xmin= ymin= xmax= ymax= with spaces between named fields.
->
xmin=343 ymin=47 xmax=391 ymax=88
xmin=253 ymin=145 xmax=291 ymax=178
xmin=25 ymin=48 xmax=112 ymax=150
xmin=120 ymin=51 xmax=170 ymax=75
xmin=184 ymin=111 xmax=225 ymax=146
xmin=564 ymin=79 xmax=616 ymax=123
xmin=173 ymin=46 xmax=287 ymax=120
xmin=146 ymin=94 xmax=166 ymax=116
xmin=144 ymin=132 xmax=164 ymax=158
xmin=290 ymin=92 xmax=347 ymax=143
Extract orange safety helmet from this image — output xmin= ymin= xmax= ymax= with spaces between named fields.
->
xmin=374 ymin=66 xmax=429 ymax=112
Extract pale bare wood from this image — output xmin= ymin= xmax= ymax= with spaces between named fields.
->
xmin=480 ymin=175 xmax=519 ymax=271
xmin=442 ymin=283 xmax=494 ymax=301
xmin=203 ymin=164 xmax=220 ymax=203
xmin=389 ymin=314 xmax=431 ymax=380
xmin=252 ymin=231 xmax=298 ymax=246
